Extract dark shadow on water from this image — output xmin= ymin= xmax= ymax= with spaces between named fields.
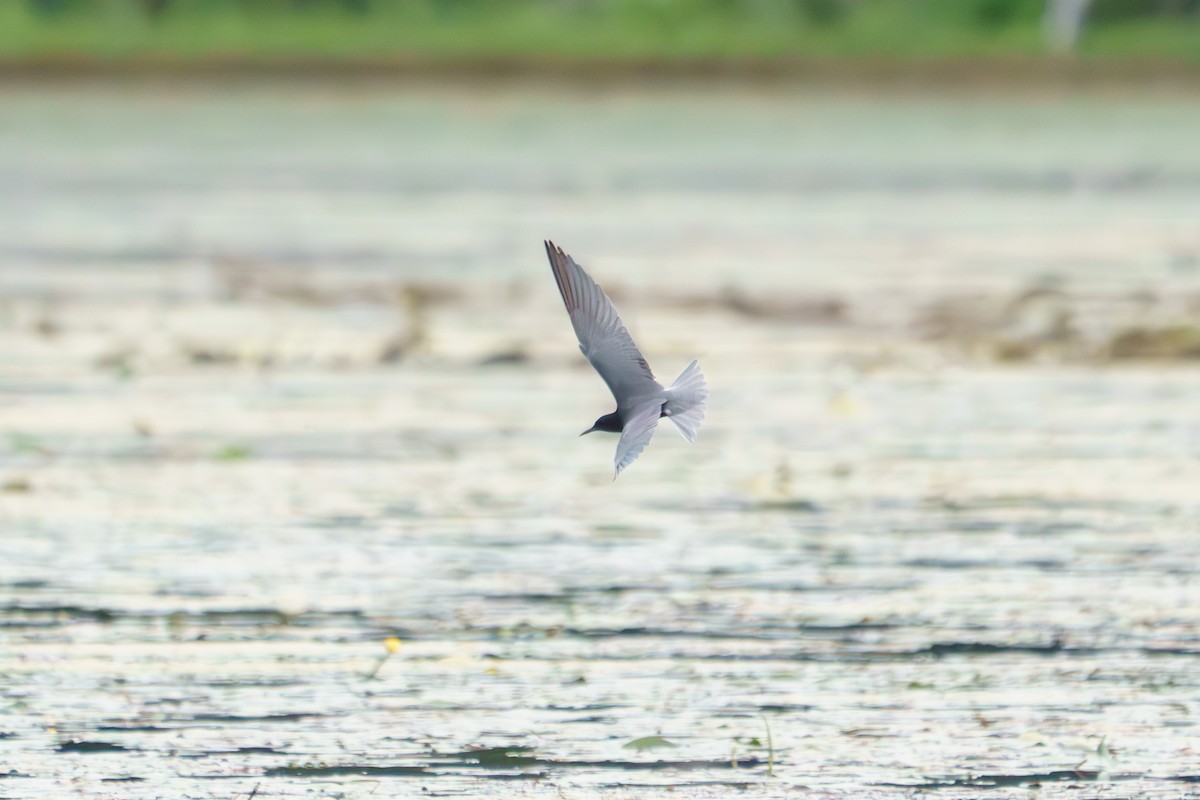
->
xmin=57 ymin=740 xmax=133 ymax=753
xmin=262 ymin=748 xmax=766 ymax=780
xmin=891 ymin=770 xmax=1115 ymax=788
xmin=264 ymin=764 xmax=432 ymax=777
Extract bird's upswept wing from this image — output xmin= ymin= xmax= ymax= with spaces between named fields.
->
xmin=546 ymin=241 xmax=662 ymax=405
xmin=613 ymin=400 xmax=663 ymax=478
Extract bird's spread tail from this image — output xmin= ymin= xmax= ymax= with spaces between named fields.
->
xmin=663 ymin=359 xmax=707 ymax=443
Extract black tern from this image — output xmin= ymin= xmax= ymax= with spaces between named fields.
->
xmin=545 ymin=241 xmax=707 ymax=479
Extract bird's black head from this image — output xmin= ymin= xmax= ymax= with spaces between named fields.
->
xmin=581 ymin=411 xmax=623 ymax=436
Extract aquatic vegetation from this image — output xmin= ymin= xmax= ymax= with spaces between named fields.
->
xmin=215 ymin=443 xmax=252 ymax=461
xmin=1106 ymin=324 xmax=1200 ymax=361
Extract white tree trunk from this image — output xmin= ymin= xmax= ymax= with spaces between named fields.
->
xmin=1044 ymin=0 xmax=1094 ymax=52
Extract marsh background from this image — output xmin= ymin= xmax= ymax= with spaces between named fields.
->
xmin=1 ymin=1 xmax=1199 ymax=798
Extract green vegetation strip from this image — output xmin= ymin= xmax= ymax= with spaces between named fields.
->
xmin=1 ymin=0 xmax=1198 ymax=66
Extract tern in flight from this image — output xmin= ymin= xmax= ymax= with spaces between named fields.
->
xmin=545 ymin=241 xmax=707 ymax=479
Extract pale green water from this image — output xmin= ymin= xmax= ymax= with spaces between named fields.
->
xmin=0 ymin=81 xmax=1198 ymax=798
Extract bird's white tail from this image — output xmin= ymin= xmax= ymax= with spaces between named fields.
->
xmin=663 ymin=359 xmax=707 ymax=443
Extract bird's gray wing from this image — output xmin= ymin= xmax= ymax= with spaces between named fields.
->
xmin=546 ymin=241 xmax=662 ymax=403
xmin=613 ymin=400 xmax=663 ymax=479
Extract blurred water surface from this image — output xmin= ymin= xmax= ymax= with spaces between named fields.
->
xmin=0 ymin=81 xmax=1198 ymax=798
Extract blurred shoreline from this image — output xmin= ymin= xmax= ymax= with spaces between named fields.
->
xmin=4 ymin=55 xmax=1200 ymax=92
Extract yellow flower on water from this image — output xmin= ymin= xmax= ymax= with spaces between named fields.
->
xmin=384 ymin=636 xmax=402 ymax=654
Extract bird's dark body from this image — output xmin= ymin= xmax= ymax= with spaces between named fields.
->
xmin=589 ymin=405 xmax=665 ymax=435
xmin=589 ymin=412 xmax=625 ymax=434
